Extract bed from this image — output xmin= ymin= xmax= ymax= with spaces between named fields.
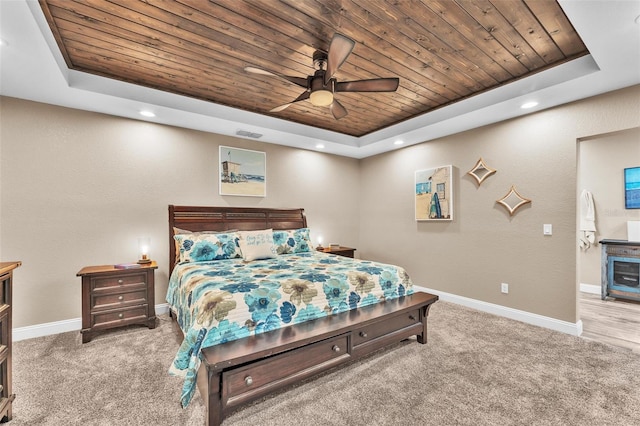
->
xmin=167 ymin=205 xmax=438 ymax=426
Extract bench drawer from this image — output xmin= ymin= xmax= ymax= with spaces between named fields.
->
xmin=223 ymin=334 xmax=350 ymax=407
xmin=352 ymin=308 xmax=421 ymax=348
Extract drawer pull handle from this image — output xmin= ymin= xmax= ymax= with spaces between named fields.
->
xmin=244 ymin=376 xmax=253 ymax=386
xmin=332 ymin=345 xmax=341 ymax=353
xmin=359 ymin=331 xmax=368 ymax=338
xmin=118 ymin=296 xmax=124 ymax=301
xmin=409 ymin=315 xmax=416 ymax=321
xmin=118 ymin=279 xmax=123 ymax=284
xmin=118 ymin=313 xmax=124 ymax=319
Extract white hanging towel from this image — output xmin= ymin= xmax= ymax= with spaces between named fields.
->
xmin=579 ymin=189 xmax=596 ymax=250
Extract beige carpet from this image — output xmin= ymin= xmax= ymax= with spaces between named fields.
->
xmin=10 ymin=301 xmax=640 ymax=425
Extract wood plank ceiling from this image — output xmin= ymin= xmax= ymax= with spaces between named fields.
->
xmin=39 ymin=0 xmax=588 ymax=137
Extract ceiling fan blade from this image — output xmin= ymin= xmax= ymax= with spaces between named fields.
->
xmin=324 ymin=34 xmax=356 ymax=85
xmin=330 ymin=99 xmax=348 ymax=120
xmin=244 ymin=66 xmax=308 ymax=88
xmin=335 ymin=78 xmax=400 ymax=92
xmin=269 ymin=91 xmax=310 ymax=113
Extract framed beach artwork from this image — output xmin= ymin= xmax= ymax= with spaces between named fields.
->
xmin=415 ymin=165 xmax=453 ymax=221
xmin=219 ymin=146 xmax=266 ymax=197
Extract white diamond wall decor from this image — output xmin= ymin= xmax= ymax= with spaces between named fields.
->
xmin=467 ymin=157 xmax=496 ymax=186
xmin=496 ymin=185 xmax=531 ymax=215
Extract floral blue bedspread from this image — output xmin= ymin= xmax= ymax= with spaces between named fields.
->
xmin=166 ymin=251 xmax=414 ymax=407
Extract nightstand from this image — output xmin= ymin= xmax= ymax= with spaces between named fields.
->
xmin=77 ymin=261 xmax=157 ymax=343
xmin=316 ymin=246 xmax=356 ymax=258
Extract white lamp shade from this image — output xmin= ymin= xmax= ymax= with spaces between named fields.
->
xmin=309 ymin=90 xmax=333 ymax=106
xmin=138 ymin=237 xmax=151 ymax=262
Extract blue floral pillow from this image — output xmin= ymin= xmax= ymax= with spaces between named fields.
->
xmin=273 ymin=228 xmax=312 ymax=255
xmin=174 ymin=232 xmax=242 ymax=263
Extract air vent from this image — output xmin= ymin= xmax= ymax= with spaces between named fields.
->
xmin=236 ymin=130 xmax=263 ymax=139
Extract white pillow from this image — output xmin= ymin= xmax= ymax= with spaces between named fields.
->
xmin=238 ymin=229 xmax=277 ymax=261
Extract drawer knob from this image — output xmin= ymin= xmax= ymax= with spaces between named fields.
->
xmin=244 ymin=376 xmax=253 ymax=386
xmin=332 ymin=345 xmax=341 ymax=353
xmin=118 ymin=279 xmax=123 ymax=284
xmin=409 ymin=315 xmax=416 ymax=321
xmin=118 ymin=295 xmax=124 ymax=301
xmin=359 ymin=331 xmax=368 ymax=338
xmin=118 ymin=313 xmax=124 ymax=319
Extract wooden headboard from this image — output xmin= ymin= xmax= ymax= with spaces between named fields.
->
xmin=168 ymin=205 xmax=307 ymax=274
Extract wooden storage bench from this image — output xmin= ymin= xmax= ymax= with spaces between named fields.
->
xmin=195 ymin=291 xmax=438 ymax=426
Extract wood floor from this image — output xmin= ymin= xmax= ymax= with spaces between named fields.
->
xmin=580 ymin=291 xmax=640 ymax=354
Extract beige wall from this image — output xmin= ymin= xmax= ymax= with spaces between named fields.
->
xmin=0 ymin=97 xmax=360 ymax=328
xmin=1 ymin=86 xmax=639 ymax=328
xmin=578 ymin=128 xmax=640 ymax=287
xmin=359 ymin=86 xmax=640 ymax=323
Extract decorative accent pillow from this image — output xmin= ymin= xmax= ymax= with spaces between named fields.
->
xmin=237 ymin=229 xmax=277 ymax=261
xmin=172 ymin=228 xmax=238 ymax=265
xmin=174 ymin=232 xmax=242 ymax=263
xmin=273 ymin=228 xmax=312 ymax=255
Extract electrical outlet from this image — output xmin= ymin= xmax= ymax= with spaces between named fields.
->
xmin=501 ymin=283 xmax=509 ymax=294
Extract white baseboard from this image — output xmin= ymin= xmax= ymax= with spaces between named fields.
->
xmin=579 ymin=283 xmax=601 ymax=295
xmin=415 ymin=286 xmax=583 ymax=337
xmin=13 ymin=303 xmax=170 ymax=342
xmin=15 ymin=291 xmax=586 ymax=342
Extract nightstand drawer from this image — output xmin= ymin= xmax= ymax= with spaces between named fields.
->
xmin=91 ymin=272 xmax=147 ymax=291
xmin=92 ymin=305 xmax=149 ymax=329
xmin=91 ymin=289 xmax=148 ymax=311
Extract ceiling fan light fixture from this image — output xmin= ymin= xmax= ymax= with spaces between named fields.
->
xmin=309 ymin=89 xmax=334 ymax=106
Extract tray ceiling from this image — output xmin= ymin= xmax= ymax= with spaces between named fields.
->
xmin=39 ymin=0 xmax=588 ymax=138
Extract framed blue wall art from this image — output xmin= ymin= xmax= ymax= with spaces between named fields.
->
xmin=625 ymin=166 xmax=640 ymax=209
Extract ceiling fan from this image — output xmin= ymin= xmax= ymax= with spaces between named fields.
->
xmin=245 ymin=33 xmax=400 ymax=120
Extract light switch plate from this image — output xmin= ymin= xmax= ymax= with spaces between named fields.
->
xmin=543 ymin=224 xmax=552 ymax=235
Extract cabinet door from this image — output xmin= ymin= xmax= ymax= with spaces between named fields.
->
xmin=608 ymin=256 xmax=640 ymax=296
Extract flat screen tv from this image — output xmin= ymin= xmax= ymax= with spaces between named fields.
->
xmin=625 ymin=166 xmax=640 ymax=209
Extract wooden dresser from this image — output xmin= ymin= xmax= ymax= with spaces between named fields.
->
xmin=0 ymin=261 xmax=20 ymax=422
xmin=77 ymin=262 xmax=157 ymax=343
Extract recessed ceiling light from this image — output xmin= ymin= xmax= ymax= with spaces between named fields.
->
xmin=315 ymin=143 xmax=325 ymax=149
xmin=521 ymin=101 xmax=538 ymax=109
xmin=394 ymin=140 xmax=404 ymax=145
xmin=140 ymin=110 xmax=155 ymax=117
